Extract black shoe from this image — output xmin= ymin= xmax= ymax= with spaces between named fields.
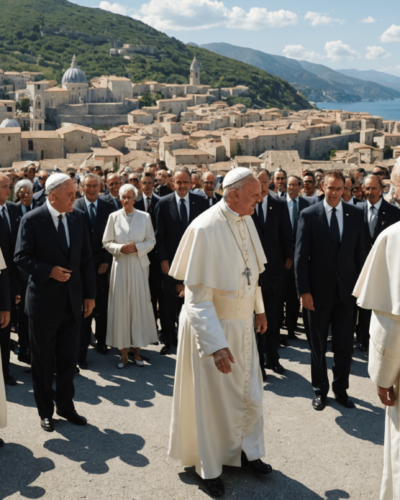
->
xmin=287 ymin=331 xmax=297 ymax=340
xmin=203 ymin=477 xmax=224 ymax=497
xmin=265 ymin=362 xmax=285 ymax=375
xmin=78 ymin=361 xmax=88 ymax=370
xmin=0 ymin=438 xmax=4 ymax=447
xmin=18 ymin=353 xmax=31 ymax=365
xmin=56 ymin=409 xmax=87 ymax=426
xmin=40 ymin=417 xmax=54 ymax=432
xmin=160 ymin=343 xmax=171 ymax=356
xmin=312 ymin=395 xmax=326 ymax=411
xmin=96 ymin=344 xmax=108 ymax=355
xmin=334 ymin=393 xmax=355 ymax=409
xmin=261 ymin=369 xmax=268 ymax=382
xmin=279 ymin=337 xmax=288 ymax=347
xmin=242 ymin=451 xmax=272 ymax=475
xmin=4 ymin=374 xmax=17 ymax=386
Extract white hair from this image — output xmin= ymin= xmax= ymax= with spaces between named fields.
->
xmin=119 ymin=183 xmax=138 ymax=199
xmin=15 ymin=179 xmax=33 ymax=198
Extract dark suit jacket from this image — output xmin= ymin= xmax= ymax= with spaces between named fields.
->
xmin=135 ymin=192 xmax=161 ymax=230
xmin=33 ymin=188 xmax=46 ymax=207
xmin=74 ymin=197 xmax=114 ymax=268
xmin=282 ymin=196 xmax=310 ymax=237
xmin=0 ymin=201 xmax=20 ymax=295
xmin=252 ymin=195 xmax=294 ymax=293
xmin=359 ymin=198 xmax=400 ymax=252
xmin=204 ymin=192 xmax=222 ymax=209
xmin=155 ymin=192 xmax=207 ymax=264
xmin=295 ymin=201 xmax=366 ymax=308
xmin=14 ymin=204 xmax=96 ymax=322
xmin=155 ymin=184 xmax=173 ymax=197
xmin=15 ymin=200 xmax=39 ymax=219
xmin=0 ymin=266 xmax=10 ymax=311
xmin=100 ymin=193 xmax=122 ymax=210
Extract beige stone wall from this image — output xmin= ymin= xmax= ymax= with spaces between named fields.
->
xmin=0 ymin=130 xmax=21 ymax=168
xmin=62 ymin=131 xmax=99 ymax=155
xmin=21 ymin=136 xmax=64 ymax=161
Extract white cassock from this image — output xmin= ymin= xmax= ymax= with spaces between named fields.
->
xmin=168 ymin=200 xmax=267 ymax=480
xmin=353 ymin=221 xmax=400 ymax=500
xmin=0 ymin=248 xmax=7 ymax=430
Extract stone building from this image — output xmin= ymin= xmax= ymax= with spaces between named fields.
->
xmin=165 ymin=148 xmax=215 ymax=169
xmin=0 ymin=127 xmax=21 ymax=168
xmin=21 ymin=131 xmax=64 ymax=161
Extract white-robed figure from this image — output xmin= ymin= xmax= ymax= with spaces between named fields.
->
xmin=353 ymin=221 xmax=400 ymax=500
xmin=168 ymin=168 xmax=270 ymax=497
xmin=103 ymin=183 xmax=158 ymax=369
xmin=0 ymin=247 xmax=10 ymax=447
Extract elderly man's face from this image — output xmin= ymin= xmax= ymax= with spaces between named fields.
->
xmin=351 ymin=184 xmax=363 ymax=200
xmin=256 ymin=172 xmax=270 ymax=198
xmin=342 ymin=178 xmax=353 ymax=202
xmin=191 ymin=173 xmax=201 ymax=187
xmin=231 ymin=177 xmax=262 ymax=216
xmin=19 ymin=187 xmax=33 ymax=207
xmin=157 ymin=170 xmax=168 ymax=186
xmin=49 ymin=179 xmax=76 ymax=213
xmin=27 ymin=167 xmax=36 ymax=180
xmin=38 ymin=171 xmax=49 ymax=188
xmin=303 ymin=175 xmax=315 ymax=196
xmin=274 ymin=173 xmax=286 ymax=192
xmin=365 ymin=176 xmax=383 ymax=205
xmin=174 ymin=171 xmax=191 ymax=198
xmin=107 ymin=175 xmax=121 ymax=197
xmin=0 ymin=175 xmax=11 ymax=205
xmin=322 ymin=176 xmax=344 ymax=208
xmin=82 ymin=177 xmax=101 ymax=203
xmin=287 ymin=177 xmax=301 ymax=200
xmin=203 ymin=172 xmax=216 ymax=198
xmin=142 ymin=176 xmax=154 ymax=197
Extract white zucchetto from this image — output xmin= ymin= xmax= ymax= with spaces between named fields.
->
xmin=223 ymin=167 xmax=252 ymax=188
xmin=45 ymin=173 xmax=70 ymax=192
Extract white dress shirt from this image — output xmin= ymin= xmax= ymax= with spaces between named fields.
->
xmin=46 ymin=199 xmax=70 ymax=247
xmin=84 ymin=196 xmax=98 ymax=211
xmin=21 ymin=203 xmax=34 ymax=215
xmin=257 ymin=195 xmax=269 ymax=223
xmin=323 ymin=199 xmax=344 ymax=240
xmin=367 ymin=197 xmax=382 ymax=222
xmin=175 ymin=192 xmax=190 ymax=220
xmin=286 ymin=194 xmax=299 ymax=225
xmin=0 ymin=202 xmax=11 ymax=228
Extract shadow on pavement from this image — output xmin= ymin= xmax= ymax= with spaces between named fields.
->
xmin=44 ymin=423 xmax=149 ymax=474
xmin=179 ymin=467 xmax=350 ymax=499
xmin=0 ymin=444 xmax=54 ymax=499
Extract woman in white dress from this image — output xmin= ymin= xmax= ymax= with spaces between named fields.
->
xmin=103 ymin=183 xmax=158 ymax=368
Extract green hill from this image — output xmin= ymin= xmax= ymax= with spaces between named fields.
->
xmin=0 ymin=0 xmax=312 ymax=111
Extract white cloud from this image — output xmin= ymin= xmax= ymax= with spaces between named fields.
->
xmin=324 ymin=40 xmax=360 ymax=61
xmin=381 ymin=24 xmax=400 ymax=43
xmin=99 ymin=1 xmax=127 ymax=15
xmin=361 ymin=16 xmax=376 ymax=24
xmin=366 ymin=46 xmax=391 ymax=60
xmin=305 ymin=11 xmax=345 ymax=26
xmin=133 ymin=0 xmax=297 ymax=31
xmin=282 ymin=45 xmax=321 ymax=61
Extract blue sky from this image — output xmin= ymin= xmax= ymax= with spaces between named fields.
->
xmin=71 ymin=0 xmax=400 ymax=76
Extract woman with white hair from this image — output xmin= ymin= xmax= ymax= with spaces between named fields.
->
xmin=14 ymin=179 xmax=37 ymax=217
xmin=103 ymin=183 xmax=158 ymax=368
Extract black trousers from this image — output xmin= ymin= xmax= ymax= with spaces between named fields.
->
xmin=307 ymin=292 xmax=354 ymax=398
xmin=29 ymin=300 xmax=80 ymax=419
xmin=78 ymin=271 xmax=109 ymax=363
xmin=149 ymin=259 xmax=162 ymax=324
xmin=283 ymin=267 xmax=300 ymax=334
xmin=358 ymin=308 xmax=372 ymax=349
xmin=258 ymin=284 xmax=283 ymax=366
xmin=160 ymin=274 xmax=182 ymax=346
xmin=17 ymin=281 xmax=30 ymax=356
xmin=0 ymin=321 xmax=11 ymax=377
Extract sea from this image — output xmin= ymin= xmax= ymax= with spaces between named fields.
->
xmin=314 ymin=99 xmax=400 ymax=121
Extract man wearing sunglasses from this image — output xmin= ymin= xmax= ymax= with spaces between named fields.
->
xmin=32 ymin=171 xmax=49 ymax=206
xmin=273 ymin=168 xmax=287 ymax=197
xmin=100 ymin=173 xmax=122 ymax=210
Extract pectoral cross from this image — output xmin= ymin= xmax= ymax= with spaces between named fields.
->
xmin=243 ymin=266 xmax=252 ymax=286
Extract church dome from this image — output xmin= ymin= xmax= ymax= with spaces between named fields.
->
xmin=0 ymin=118 xmax=20 ymax=128
xmin=190 ymin=57 xmax=200 ymax=70
xmin=61 ymin=55 xmax=87 ymax=85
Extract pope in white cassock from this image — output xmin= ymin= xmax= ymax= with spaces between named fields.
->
xmin=353 ymin=221 xmax=400 ymax=500
xmin=168 ymin=168 xmax=271 ymax=497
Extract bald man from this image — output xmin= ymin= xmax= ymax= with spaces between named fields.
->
xmin=100 ymin=173 xmax=122 ymax=210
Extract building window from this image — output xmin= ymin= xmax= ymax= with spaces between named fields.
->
xmin=7 ymin=107 xmax=12 ymax=112
xmin=8 ymin=136 xmax=10 ymax=142
xmin=28 ymin=140 xmax=33 ymax=151
xmin=41 ymin=150 xmax=44 ymax=160
xmin=37 ymin=85 xmax=40 ymax=90
xmin=38 ymin=124 xmax=42 ymax=131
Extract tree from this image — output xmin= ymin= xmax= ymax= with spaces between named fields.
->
xmin=18 ymin=98 xmax=30 ymax=112
xmin=233 ymin=142 xmax=244 ymax=158
xmin=384 ymin=146 xmax=393 ymax=160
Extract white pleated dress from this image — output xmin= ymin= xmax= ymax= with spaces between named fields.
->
xmin=103 ymin=209 xmax=158 ymax=350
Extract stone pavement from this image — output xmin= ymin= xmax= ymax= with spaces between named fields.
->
xmin=1 ymin=330 xmax=384 ymax=500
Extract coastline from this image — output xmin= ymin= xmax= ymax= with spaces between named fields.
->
xmin=315 ymin=99 xmax=400 ymax=121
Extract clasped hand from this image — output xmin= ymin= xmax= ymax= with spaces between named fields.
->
xmin=213 ymin=348 xmax=235 ymax=374
xmin=378 ymin=386 xmax=397 ymax=407
xmin=121 ymin=243 xmax=138 ymax=254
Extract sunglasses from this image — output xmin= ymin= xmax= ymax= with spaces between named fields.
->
xmin=69 ymin=173 xmax=76 ymax=178
xmin=38 ymin=176 xmax=47 ymax=180
xmin=304 ymin=180 xmax=314 ymax=184
xmin=375 ymin=171 xmax=385 ymax=176
xmin=108 ymin=182 xmax=120 ymax=187
xmin=275 ymin=177 xmax=286 ymax=181
xmin=203 ymin=181 xmax=215 ymax=186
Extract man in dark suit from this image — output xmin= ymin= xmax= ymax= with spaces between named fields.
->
xmin=14 ymin=179 xmax=39 ymax=218
xmin=295 ymin=170 xmax=366 ymax=411
xmin=155 ymin=167 xmax=207 ymax=354
xmin=0 ymin=173 xmax=20 ymax=386
xmin=282 ymin=176 xmax=310 ymax=343
xmin=15 ymin=174 xmax=96 ymax=432
xmin=135 ymin=173 xmax=162 ymax=323
xmin=100 ymin=173 xmax=122 ymax=210
xmin=252 ymin=169 xmax=294 ymax=379
xmin=33 ymin=170 xmax=49 ymax=194
xmin=202 ymin=171 xmax=222 ymax=208
xmin=155 ymin=169 xmax=173 ymax=197
xmin=74 ymin=173 xmax=114 ymax=368
xmin=273 ymin=168 xmax=287 ymax=197
xmin=357 ymin=174 xmax=400 ymax=351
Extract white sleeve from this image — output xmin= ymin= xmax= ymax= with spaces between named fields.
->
xmin=185 ymin=284 xmax=229 ymax=358
xmin=136 ymin=214 xmax=156 ymax=258
xmin=102 ymin=215 xmax=124 ymax=256
xmin=255 ymin=286 xmax=264 ymax=314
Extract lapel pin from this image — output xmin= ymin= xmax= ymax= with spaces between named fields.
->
xmin=269 ymin=207 xmax=273 ymax=210
xmin=382 ymin=221 xmax=385 ymax=225
xmin=346 ymin=214 xmax=349 ymax=216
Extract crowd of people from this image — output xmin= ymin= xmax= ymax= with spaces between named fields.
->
xmin=1 ymin=157 xmax=400 ymax=496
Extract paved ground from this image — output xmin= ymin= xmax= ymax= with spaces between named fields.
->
xmin=1 ymin=327 xmax=385 ymax=500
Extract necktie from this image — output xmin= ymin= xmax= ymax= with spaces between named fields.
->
xmin=58 ymin=214 xmax=69 ymax=254
xmin=258 ymin=202 xmax=266 ymax=232
xmin=280 ymin=191 xmax=285 ymax=197
xmin=89 ymin=203 xmax=96 ymax=222
xmin=146 ymin=197 xmax=151 ymax=212
xmin=369 ymin=206 xmax=377 ymax=238
xmin=180 ymin=198 xmax=188 ymax=230
xmin=1 ymin=206 xmax=11 ymax=234
xmin=292 ymin=199 xmax=299 ymax=236
xmin=114 ymin=198 xmax=119 ymax=209
xmin=329 ymin=207 xmax=340 ymax=248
